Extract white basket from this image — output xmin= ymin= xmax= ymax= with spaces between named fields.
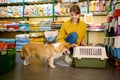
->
xmin=118 ymin=16 xmax=120 ymax=25
xmin=104 ymin=37 xmax=109 ymax=45
xmin=115 ymin=3 xmax=120 ymax=9
xmin=114 ymin=36 xmax=120 ymax=48
xmin=109 ymin=37 xmax=115 ymax=46
xmin=73 ymin=46 xmax=108 ymax=60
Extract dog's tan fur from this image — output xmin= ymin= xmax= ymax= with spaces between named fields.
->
xmin=21 ymin=42 xmax=74 ymax=68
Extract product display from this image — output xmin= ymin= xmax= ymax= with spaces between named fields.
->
xmin=0 ymin=39 xmax=16 ymax=76
xmin=15 ymin=34 xmax=29 ymax=51
xmin=40 ymin=20 xmax=52 ymax=30
xmin=29 ymin=32 xmax=45 ymax=44
xmin=44 ymin=30 xmax=58 ymax=43
xmin=104 ymin=1 xmax=120 ymax=69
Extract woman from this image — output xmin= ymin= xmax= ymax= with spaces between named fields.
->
xmin=57 ymin=4 xmax=87 ymax=55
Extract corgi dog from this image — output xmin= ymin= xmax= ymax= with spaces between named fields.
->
xmin=21 ymin=42 xmax=75 ymax=68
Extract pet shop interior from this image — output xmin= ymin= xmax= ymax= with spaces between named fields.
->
xmin=0 ymin=0 xmax=120 ymax=80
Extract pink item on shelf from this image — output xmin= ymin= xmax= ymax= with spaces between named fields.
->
xmin=87 ymin=24 xmax=104 ymax=29
xmin=99 ymin=0 xmax=105 ymax=12
xmin=117 ymin=25 xmax=120 ymax=36
xmin=24 ymin=5 xmax=29 ymax=16
xmin=95 ymin=1 xmax=100 ymax=12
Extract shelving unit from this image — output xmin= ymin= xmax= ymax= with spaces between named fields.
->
xmin=0 ymin=0 xmax=107 ymax=44
xmin=0 ymin=0 xmax=56 ymax=39
xmin=104 ymin=1 xmax=120 ymax=69
xmin=23 ymin=0 xmax=55 ymax=21
xmin=0 ymin=2 xmax=24 ymax=20
xmin=0 ymin=2 xmax=23 ymax=6
xmin=54 ymin=0 xmax=107 ymax=45
xmin=87 ymin=28 xmax=105 ymax=32
xmin=107 ymin=53 xmax=120 ymax=69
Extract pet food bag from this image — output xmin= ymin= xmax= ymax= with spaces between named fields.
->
xmin=15 ymin=34 xmax=29 ymax=51
xmin=44 ymin=30 xmax=58 ymax=43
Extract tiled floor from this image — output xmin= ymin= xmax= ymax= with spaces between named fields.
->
xmin=0 ymin=53 xmax=120 ymax=80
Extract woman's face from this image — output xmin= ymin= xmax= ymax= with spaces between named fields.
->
xmin=70 ymin=12 xmax=80 ymax=23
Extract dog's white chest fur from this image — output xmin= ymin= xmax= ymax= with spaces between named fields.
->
xmin=52 ymin=43 xmax=63 ymax=58
xmin=52 ymin=43 xmax=61 ymax=47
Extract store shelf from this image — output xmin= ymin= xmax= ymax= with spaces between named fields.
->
xmin=87 ymin=29 xmax=105 ymax=32
xmin=25 ymin=1 xmax=52 ymax=4
xmin=0 ymin=2 xmax=23 ymax=6
xmin=0 ymin=29 xmax=58 ymax=32
xmin=55 ymin=14 xmax=83 ymax=17
xmin=107 ymin=53 xmax=120 ymax=69
xmin=0 ymin=1 xmax=53 ymax=6
xmin=0 ymin=13 xmax=106 ymax=19
xmin=0 ymin=17 xmax=22 ymax=19
xmin=25 ymin=15 xmax=53 ymax=18
xmin=56 ymin=0 xmax=85 ymax=3
xmin=55 ymin=12 xmax=107 ymax=17
xmin=92 ymin=12 xmax=107 ymax=16
xmin=0 ymin=16 xmax=53 ymax=19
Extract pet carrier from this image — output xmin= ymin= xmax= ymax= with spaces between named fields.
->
xmin=73 ymin=46 xmax=108 ymax=68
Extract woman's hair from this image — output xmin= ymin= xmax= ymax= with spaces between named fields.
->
xmin=70 ymin=4 xmax=81 ymax=23
xmin=70 ymin=4 xmax=81 ymax=14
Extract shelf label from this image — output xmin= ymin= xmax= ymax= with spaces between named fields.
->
xmin=84 ymin=13 xmax=93 ymax=24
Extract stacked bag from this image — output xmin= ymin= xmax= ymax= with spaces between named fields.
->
xmin=30 ymin=22 xmax=40 ymax=31
xmin=19 ymin=21 xmax=30 ymax=31
xmin=44 ymin=30 xmax=58 ymax=43
xmin=29 ymin=32 xmax=45 ymax=44
xmin=15 ymin=34 xmax=29 ymax=51
xmin=51 ymin=21 xmax=64 ymax=29
xmin=40 ymin=20 xmax=52 ymax=30
xmin=0 ymin=38 xmax=16 ymax=75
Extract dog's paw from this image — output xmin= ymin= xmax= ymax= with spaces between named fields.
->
xmin=23 ymin=64 xmax=28 ymax=66
xmin=49 ymin=65 xmax=56 ymax=68
xmin=23 ymin=60 xmax=29 ymax=66
xmin=51 ymin=66 xmax=56 ymax=68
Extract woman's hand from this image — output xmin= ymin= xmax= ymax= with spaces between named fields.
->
xmin=81 ymin=41 xmax=87 ymax=46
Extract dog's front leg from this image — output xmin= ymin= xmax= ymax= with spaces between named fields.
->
xmin=48 ymin=57 xmax=56 ymax=68
xmin=23 ymin=59 xmax=28 ymax=66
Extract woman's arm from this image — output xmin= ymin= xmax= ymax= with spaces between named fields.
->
xmin=57 ymin=24 xmax=66 ymax=42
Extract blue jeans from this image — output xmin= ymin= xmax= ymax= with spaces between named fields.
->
xmin=65 ymin=32 xmax=78 ymax=55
